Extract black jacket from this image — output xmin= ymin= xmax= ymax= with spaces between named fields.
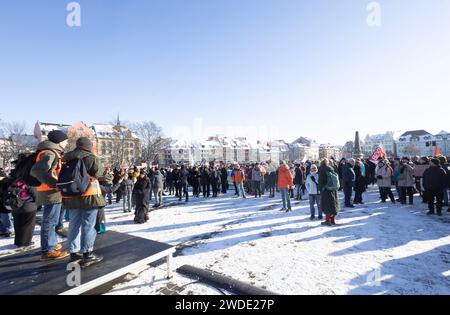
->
xmin=423 ymin=166 xmax=447 ymax=192
xmin=294 ymin=167 xmax=304 ymax=185
xmin=342 ymin=163 xmax=356 ymax=184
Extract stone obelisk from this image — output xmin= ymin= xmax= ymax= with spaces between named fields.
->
xmin=353 ymin=131 xmax=364 ymax=159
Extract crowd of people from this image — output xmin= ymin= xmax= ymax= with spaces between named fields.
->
xmin=0 ymin=129 xmax=449 ymax=268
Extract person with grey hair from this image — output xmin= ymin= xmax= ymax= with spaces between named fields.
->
xmin=305 ymin=164 xmax=322 ymax=220
xmin=342 ymin=158 xmax=356 ymax=208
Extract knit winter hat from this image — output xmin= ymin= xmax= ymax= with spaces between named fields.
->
xmin=280 ymin=160 xmax=287 ymax=166
xmin=430 ymin=158 xmax=440 ymax=166
xmin=76 ymin=137 xmax=94 ymax=152
xmin=47 ymin=130 xmax=68 ymax=144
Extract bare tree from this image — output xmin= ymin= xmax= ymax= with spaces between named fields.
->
xmin=131 ymin=121 xmax=168 ymax=165
xmin=403 ymin=143 xmax=421 ymax=157
xmin=0 ymin=120 xmax=35 ymax=169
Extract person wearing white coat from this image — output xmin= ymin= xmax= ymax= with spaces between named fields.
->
xmin=305 ymin=164 xmax=322 ymax=220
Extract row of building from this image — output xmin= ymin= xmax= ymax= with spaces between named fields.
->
xmin=1 ymin=121 xmax=449 ymax=169
xmin=158 ymin=136 xmax=326 ymax=166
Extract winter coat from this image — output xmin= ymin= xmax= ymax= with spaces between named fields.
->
xmin=210 ymin=170 xmax=221 ymax=185
xmin=397 ymin=163 xmax=415 ymax=188
xmin=277 ymin=165 xmax=293 ymax=190
xmin=220 ymin=168 xmax=228 ymax=182
xmin=441 ymin=164 xmax=450 ymax=189
xmin=201 ymin=169 xmax=211 ymax=185
xmin=342 ymin=163 xmax=356 ymax=184
xmin=294 ymin=167 xmax=304 ymax=185
xmin=191 ymin=170 xmax=201 ymax=186
xmin=152 ymin=170 xmax=165 ymax=190
xmin=180 ymin=169 xmax=190 ymax=186
xmin=133 ymin=177 xmax=151 ymax=209
xmin=423 ymin=166 xmax=447 ymax=192
xmin=318 ymin=166 xmax=340 ymax=215
xmin=120 ymin=179 xmax=134 ymax=195
xmin=354 ymin=165 xmax=366 ymax=192
xmin=61 ymin=149 xmax=106 ymax=210
xmin=30 ymin=141 xmax=65 ymax=206
xmin=375 ymin=165 xmax=393 ymax=188
xmin=232 ymin=169 xmax=245 ymax=183
xmin=305 ymin=172 xmax=320 ymax=195
xmin=252 ymin=168 xmax=262 ymax=182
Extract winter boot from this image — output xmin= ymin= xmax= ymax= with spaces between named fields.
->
xmin=80 ymin=252 xmax=104 ymax=268
xmin=70 ymin=253 xmax=83 ymax=262
xmin=40 ymin=249 xmax=69 ymax=261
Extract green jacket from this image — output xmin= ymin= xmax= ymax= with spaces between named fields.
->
xmin=61 ymin=149 xmax=106 ymax=210
xmin=30 ymin=141 xmax=65 ymax=206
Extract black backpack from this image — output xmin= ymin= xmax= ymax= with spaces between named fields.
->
xmin=56 ymin=159 xmax=91 ymax=197
xmin=11 ymin=153 xmax=41 ymax=187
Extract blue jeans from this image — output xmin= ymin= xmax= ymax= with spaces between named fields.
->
xmin=280 ymin=188 xmax=291 ymax=210
xmin=123 ymin=192 xmax=132 ymax=212
xmin=236 ymin=182 xmax=246 ymax=198
xmin=309 ymin=194 xmax=322 ymax=217
xmin=0 ymin=213 xmax=12 ymax=233
xmin=68 ymin=208 xmax=98 ymax=254
xmin=56 ymin=207 xmax=66 ymax=230
xmin=41 ymin=203 xmax=61 ymax=254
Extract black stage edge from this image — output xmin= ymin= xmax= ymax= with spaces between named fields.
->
xmin=0 ymin=231 xmax=174 ymax=295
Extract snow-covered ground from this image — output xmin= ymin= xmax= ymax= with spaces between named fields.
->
xmin=1 ymin=187 xmax=450 ymax=295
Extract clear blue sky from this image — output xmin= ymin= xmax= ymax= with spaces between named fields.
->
xmin=1 ymin=0 xmax=450 ymax=144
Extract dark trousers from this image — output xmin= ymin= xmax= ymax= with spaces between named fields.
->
xmin=176 ymin=184 xmax=182 ymax=198
xmin=269 ymin=185 xmax=276 ymax=197
xmin=13 ymin=211 xmax=36 ymax=247
xmin=343 ymin=182 xmax=353 ymax=206
xmin=427 ymin=190 xmax=443 ymax=214
xmin=180 ymin=184 xmax=189 ymax=201
xmin=380 ymin=187 xmax=395 ymax=202
xmin=212 ymin=183 xmax=219 ymax=197
xmin=399 ymin=187 xmax=414 ymax=204
xmin=354 ymin=188 xmax=364 ymax=204
xmin=193 ymin=184 xmax=200 ymax=197
xmin=221 ymin=181 xmax=227 ymax=194
xmin=253 ymin=181 xmax=261 ymax=197
xmin=203 ymin=184 xmax=210 ymax=197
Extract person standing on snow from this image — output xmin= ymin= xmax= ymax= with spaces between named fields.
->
xmin=305 ymin=164 xmax=321 ymax=220
xmin=318 ymin=158 xmax=340 ymax=226
xmin=278 ymin=160 xmax=293 ymax=212
xmin=30 ymin=130 xmax=70 ymax=261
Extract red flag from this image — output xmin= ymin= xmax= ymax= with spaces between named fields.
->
xmin=370 ymin=145 xmax=386 ymax=164
xmin=435 ymin=146 xmax=439 ymax=157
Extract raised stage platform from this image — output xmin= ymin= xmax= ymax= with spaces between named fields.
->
xmin=0 ymin=231 xmax=175 ymax=295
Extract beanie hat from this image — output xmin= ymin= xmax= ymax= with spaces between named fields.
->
xmin=47 ymin=130 xmax=68 ymax=144
xmin=76 ymin=137 xmax=94 ymax=152
xmin=430 ymin=158 xmax=440 ymax=166
xmin=280 ymin=160 xmax=286 ymax=166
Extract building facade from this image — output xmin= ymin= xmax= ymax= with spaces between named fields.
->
xmin=363 ymin=132 xmax=398 ymax=157
xmin=435 ymin=131 xmax=450 ymax=157
xmin=396 ymin=130 xmax=435 ymax=158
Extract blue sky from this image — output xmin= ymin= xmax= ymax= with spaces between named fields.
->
xmin=1 ymin=0 xmax=450 ymax=144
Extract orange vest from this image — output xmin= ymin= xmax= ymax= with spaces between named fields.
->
xmin=36 ymin=150 xmax=62 ymax=193
xmin=233 ymin=170 xmax=245 ymax=183
xmin=62 ymin=177 xmax=102 ymax=199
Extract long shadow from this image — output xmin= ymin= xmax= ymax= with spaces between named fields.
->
xmin=168 ymin=216 xmax=314 ymax=245
xmin=180 ymin=226 xmax=315 ymax=256
xmin=346 ymin=244 xmax=450 ymax=295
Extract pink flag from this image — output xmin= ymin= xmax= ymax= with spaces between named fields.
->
xmin=369 ymin=145 xmax=386 ymax=164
